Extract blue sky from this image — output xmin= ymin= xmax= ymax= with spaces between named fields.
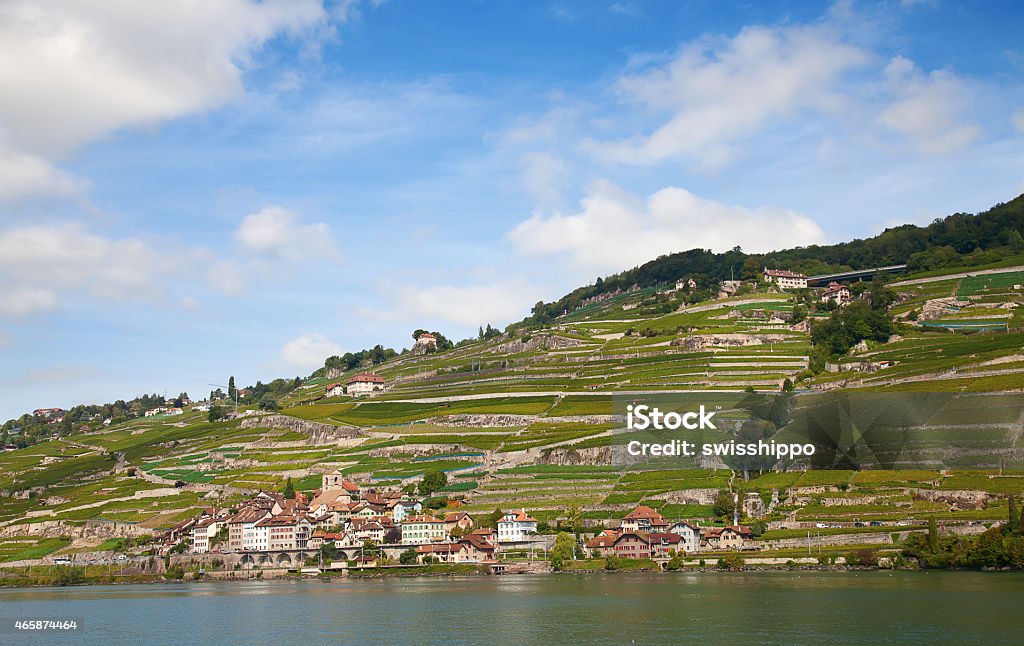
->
xmin=1 ymin=0 xmax=1023 ymax=418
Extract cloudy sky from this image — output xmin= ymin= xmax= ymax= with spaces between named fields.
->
xmin=2 ymin=0 xmax=1023 ymax=418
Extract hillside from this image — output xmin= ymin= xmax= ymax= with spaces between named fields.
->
xmin=1 ymin=201 xmax=1023 ymax=563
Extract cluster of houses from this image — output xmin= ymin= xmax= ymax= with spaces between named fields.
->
xmin=164 ymin=474 xmax=540 ymax=566
xmin=324 ymin=372 xmax=386 ymax=398
xmin=763 ymin=269 xmax=853 ymax=306
xmin=583 ymin=506 xmax=754 ymax=559
xmin=32 ymin=408 xmax=66 ymax=424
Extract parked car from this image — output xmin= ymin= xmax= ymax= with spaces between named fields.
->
xmin=116 ymin=554 xmax=127 ymax=561
xmin=854 ymin=522 xmax=865 ymax=527
xmin=869 ymin=521 xmax=883 ymax=527
xmin=815 ymin=523 xmax=828 ymax=528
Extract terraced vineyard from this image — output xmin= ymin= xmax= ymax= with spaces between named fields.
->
xmin=1 ymin=262 xmax=1022 ymax=556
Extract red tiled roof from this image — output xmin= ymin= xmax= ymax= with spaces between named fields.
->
xmin=505 ymin=509 xmax=536 ymax=523
xmin=403 ymin=514 xmax=444 ymax=524
xmin=348 ymin=373 xmax=385 ymax=384
xmin=765 ymin=269 xmax=807 ymax=279
xmin=622 ymin=505 xmax=666 ymax=522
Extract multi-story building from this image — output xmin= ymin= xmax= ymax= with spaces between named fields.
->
xmin=497 ymin=509 xmax=537 ymax=542
xmin=400 ymin=514 xmax=447 ymax=544
xmin=764 ymin=268 xmax=808 ymax=290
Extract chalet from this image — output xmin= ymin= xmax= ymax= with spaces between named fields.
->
xmin=612 ymin=531 xmax=682 ymax=559
xmin=349 ymin=518 xmax=386 ymax=543
xmin=324 ymin=383 xmax=345 ymax=398
xmin=444 ymin=511 xmax=474 ymax=535
xmin=459 ymin=533 xmax=497 ymax=561
xmin=763 ymin=268 xmax=808 ymax=290
xmin=393 ymin=499 xmax=422 ymax=522
xmin=702 ymin=525 xmax=754 ymax=550
xmin=497 ymin=509 xmax=538 ymax=543
xmin=416 ymin=542 xmax=465 ymax=563
xmin=620 ymin=505 xmax=668 ymax=533
xmin=820 ymin=281 xmax=852 ymax=305
xmin=583 ymin=530 xmax=619 ymax=557
xmin=347 ymin=373 xmax=385 ymax=397
xmin=668 ymin=522 xmax=701 ymax=554
xmin=401 ymin=514 xmax=447 ymax=544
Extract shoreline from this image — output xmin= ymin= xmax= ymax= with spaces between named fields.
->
xmin=3 ymin=562 xmax=1022 ymax=590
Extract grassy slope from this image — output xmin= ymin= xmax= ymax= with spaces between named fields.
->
xmin=2 ymin=262 xmax=1022 ymax=548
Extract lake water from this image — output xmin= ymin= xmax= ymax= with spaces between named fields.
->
xmin=1 ymin=571 xmax=1021 ymax=644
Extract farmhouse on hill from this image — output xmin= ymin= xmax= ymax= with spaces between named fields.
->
xmin=347 ymin=372 xmax=385 ymax=396
xmin=324 ymin=382 xmax=345 ymax=398
xmin=820 ymin=281 xmax=852 ymax=306
xmin=414 ymin=332 xmax=437 ymax=349
xmin=763 ymin=268 xmax=808 ymax=290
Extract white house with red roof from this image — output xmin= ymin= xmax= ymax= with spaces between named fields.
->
xmin=347 ymin=372 xmax=385 ymax=396
xmin=324 ymin=382 xmax=345 ymax=398
xmin=620 ymin=505 xmax=668 ymax=533
xmin=763 ymin=268 xmax=808 ymax=290
xmin=668 ymin=521 xmax=701 ymax=553
xmin=820 ymin=281 xmax=852 ymax=305
xmin=414 ymin=332 xmax=437 ymax=349
xmin=497 ymin=509 xmax=538 ymax=542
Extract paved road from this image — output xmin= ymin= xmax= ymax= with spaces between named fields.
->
xmin=888 ymin=264 xmax=1024 ymax=287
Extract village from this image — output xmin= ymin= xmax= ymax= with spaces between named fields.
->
xmin=153 ymin=472 xmax=758 ymax=574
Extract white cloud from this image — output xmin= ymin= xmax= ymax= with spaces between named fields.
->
xmin=279 ymin=333 xmax=342 ymax=372
xmin=584 ymin=24 xmax=867 ymax=166
xmin=235 ymin=205 xmax=342 ymax=263
xmin=0 ymin=143 xmax=87 ymax=203
xmin=875 ymin=57 xmax=981 ymax=154
xmin=381 ymin=280 xmax=540 ymax=329
xmin=1013 ymin=110 xmax=1024 ymax=134
xmin=0 ymin=0 xmax=329 ymax=201
xmin=520 ymin=152 xmax=569 ymax=207
xmin=0 ymin=223 xmax=193 ymax=316
xmin=508 ymin=181 xmax=827 ymax=273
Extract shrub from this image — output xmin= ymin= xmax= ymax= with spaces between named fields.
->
xmin=717 ymin=553 xmax=745 ymax=570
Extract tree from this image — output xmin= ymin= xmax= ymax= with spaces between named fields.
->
xmin=208 ymin=405 xmax=227 ymax=422
xmin=740 ymin=257 xmax=761 ymax=281
xmin=550 ymin=532 xmax=577 ymax=570
xmin=928 ymin=516 xmax=939 ymax=553
xmin=1009 ymin=496 xmax=1020 ymax=533
xmin=282 ymin=477 xmax=295 ymax=500
xmin=486 ymin=508 xmax=505 ymax=529
xmin=228 ymin=376 xmax=236 ymax=399
xmin=665 ymin=549 xmax=685 ymax=571
xmin=717 ymin=552 xmax=745 ymax=570
xmin=713 ymin=490 xmax=736 ymax=520
xmin=399 ymin=548 xmax=418 ymax=565
xmin=418 ymin=469 xmax=448 ymax=496
xmin=564 ymin=505 xmax=584 ymax=534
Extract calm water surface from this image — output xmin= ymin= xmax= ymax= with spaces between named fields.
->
xmin=1 ymin=571 xmax=1021 ymax=645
